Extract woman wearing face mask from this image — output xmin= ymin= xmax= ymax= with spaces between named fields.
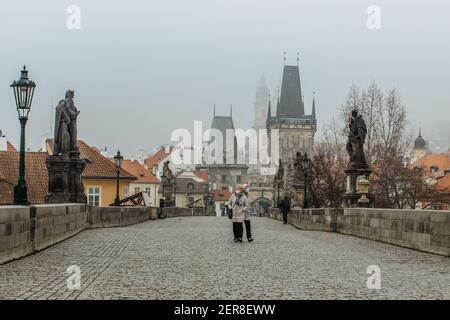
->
xmin=227 ymin=184 xmax=248 ymax=243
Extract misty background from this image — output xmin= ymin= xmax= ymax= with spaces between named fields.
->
xmin=0 ymin=0 xmax=449 ymax=157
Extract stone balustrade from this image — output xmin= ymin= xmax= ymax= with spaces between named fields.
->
xmin=0 ymin=204 xmax=209 ymax=264
xmin=33 ymin=204 xmax=88 ymax=251
xmin=0 ymin=206 xmax=32 ymax=263
xmin=269 ymin=207 xmax=450 ymax=257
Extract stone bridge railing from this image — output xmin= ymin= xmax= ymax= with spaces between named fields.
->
xmin=268 ymin=207 xmax=450 ymax=257
xmin=0 ymin=205 xmax=212 ymax=264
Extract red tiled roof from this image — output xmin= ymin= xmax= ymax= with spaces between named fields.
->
xmin=6 ymin=142 xmax=16 ymax=152
xmin=121 ymin=160 xmax=159 ymax=184
xmin=211 ymin=189 xmax=231 ymax=201
xmin=92 ymin=146 xmax=102 ymax=153
xmin=0 ymin=139 xmax=137 ymax=204
xmin=193 ymin=169 xmax=208 ymax=182
xmin=144 ymin=147 xmax=171 ymax=168
xmin=0 ymin=151 xmax=48 ymax=204
xmin=47 ymin=139 xmax=135 ymax=180
xmin=77 ymin=140 xmax=135 ymax=179
xmin=435 ymin=174 xmax=450 ymax=191
xmin=412 ymin=153 xmax=450 ymax=175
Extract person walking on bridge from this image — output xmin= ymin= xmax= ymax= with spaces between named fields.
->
xmin=227 ymin=184 xmax=249 ymax=243
xmin=279 ymin=195 xmax=291 ymax=224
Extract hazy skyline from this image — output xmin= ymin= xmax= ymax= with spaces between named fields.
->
xmin=1 ymin=0 xmax=449 ymax=157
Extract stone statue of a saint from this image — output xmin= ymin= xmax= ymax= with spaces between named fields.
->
xmin=292 ymin=152 xmax=304 ymax=182
xmin=161 ymin=161 xmax=175 ymax=184
xmin=346 ymin=109 xmax=368 ymax=170
xmin=53 ymin=98 xmax=71 ymax=157
xmin=46 ymin=89 xmax=86 ymax=204
xmin=53 ymin=90 xmax=80 ymax=156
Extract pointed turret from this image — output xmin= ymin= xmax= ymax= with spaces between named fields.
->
xmin=312 ymin=91 xmax=316 ymax=120
xmin=414 ymin=128 xmax=426 ymax=149
xmin=266 ymin=99 xmax=272 ymax=123
xmin=276 ymin=93 xmax=280 ymax=118
xmin=277 ymin=65 xmax=304 ymax=118
xmin=209 ymin=106 xmax=237 ymax=164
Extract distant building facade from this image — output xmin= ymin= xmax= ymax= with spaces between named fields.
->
xmin=267 ymin=64 xmax=317 ymax=168
xmin=158 ymin=170 xmax=207 ymax=208
xmin=199 ymin=107 xmax=248 ymax=192
xmin=253 ymin=75 xmax=270 ymax=130
xmin=266 ymin=63 xmax=317 ymax=196
xmin=411 ymin=129 xmax=428 ymax=162
xmin=121 ymin=159 xmax=160 ymax=206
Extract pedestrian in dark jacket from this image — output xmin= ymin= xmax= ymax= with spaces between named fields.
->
xmin=279 ymin=196 xmax=291 ymax=224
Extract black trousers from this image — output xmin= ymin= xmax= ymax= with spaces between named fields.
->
xmin=244 ymin=220 xmax=252 ymax=239
xmin=233 ymin=222 xmax=243 ymax=239
xmin=282 ymin=212 xmax=288 ymax=223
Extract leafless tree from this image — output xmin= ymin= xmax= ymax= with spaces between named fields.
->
xmin=312 ymin=81 xmax=448 ymax=209
xmin=308 ymin=121 xmax=347 ymax=207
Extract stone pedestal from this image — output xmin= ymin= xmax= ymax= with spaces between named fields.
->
xmin=343 ymin=168 xmax=373 ymax=207
xmin=162 ymin=184 xmax=175 ymax=207
xmin=45 ymin=156 xmax=71 ymax=203
xmin=45 ymin=152 xmax=87 ymax=204
xmin=291 ymin=183 xmax=304 ymax=209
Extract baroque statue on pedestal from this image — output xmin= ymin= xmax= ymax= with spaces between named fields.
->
xmin=346 ymin=109 xmax=368 ymax=170
xmin=46 ymin=90 xmax=86 ymax=204
xmin=343 ymin=109 xmax=372 ymax=207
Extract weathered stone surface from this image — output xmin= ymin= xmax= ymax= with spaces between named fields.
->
xmin=1 ymin=204 xmax=177 ymax=264
xmin=0 ymin=217 xmax=448 ymax=300
xmin=269 ymin=207 xmax=450 ymax=257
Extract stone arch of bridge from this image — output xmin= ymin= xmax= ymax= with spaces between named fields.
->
xmin=250 ymin=197 xmax=271 ymax=216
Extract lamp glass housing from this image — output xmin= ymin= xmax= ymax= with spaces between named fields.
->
xmin=11 ymin=66 xmax=36 ymax=118
xmin=114 ymin=150 xmax=123 ymax=170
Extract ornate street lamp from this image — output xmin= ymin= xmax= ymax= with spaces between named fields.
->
xmin=113 ymin=150 xmax=123 ymax=206
xmin=301 ymin=152 xmax=311 ymax=209
xmin=11 ymin=66 xmax=36 ymax=205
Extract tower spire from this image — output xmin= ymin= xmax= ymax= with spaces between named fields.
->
xmin=276 ymin=87 xmax=280 ymax=118
xmin=213 ymin=104 xmax=216 ymax=117
xmin=266 ymin=94 xmax=272 ymax=123
xmin=283 ymin=51 xmax=286 ymax=66
xmin=297 ymin=52 xmax=299 ymax=66
xmin=230 ymin=104 xmax=232 ymax=117
xmin=312 ymin=90 xmax=316 ymax=120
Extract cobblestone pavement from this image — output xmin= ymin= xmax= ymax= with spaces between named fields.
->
xmin=0 ymin=217 xmax=449 ymax=299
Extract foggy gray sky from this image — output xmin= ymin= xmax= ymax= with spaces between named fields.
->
xmin=1 ymin=0 xmax=449 ymax=157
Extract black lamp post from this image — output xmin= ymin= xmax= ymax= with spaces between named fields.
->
xmin=113 ymin=150 xmax=123 ymax=206
xmin=301 ymin=152 xmax=311 ymax=209
xmin=11 ymin=66 xmax=36 ymax=205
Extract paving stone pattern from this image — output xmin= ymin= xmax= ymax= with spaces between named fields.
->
xmin=0 ymin=217 xmax=449 ymax=299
